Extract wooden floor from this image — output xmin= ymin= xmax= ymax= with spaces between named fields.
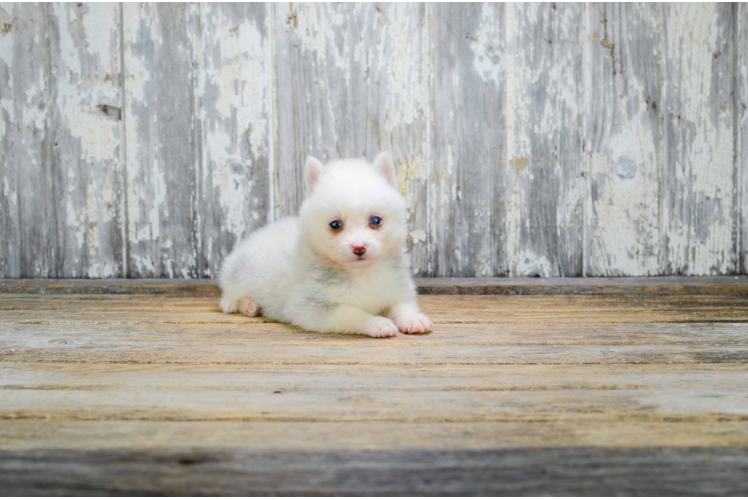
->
xmin=1 ymin=278 xmax=748 ymax=495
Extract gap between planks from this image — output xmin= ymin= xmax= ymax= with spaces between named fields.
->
xmin=1 ymin=277 xmax=748 ymax=296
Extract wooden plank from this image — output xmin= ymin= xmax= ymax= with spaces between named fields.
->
xmin=0 ymin=4 xmax=57 ymax=278
xmin=5 ymin=363 xmax=748 ymax=392
xmin=3 ymin=420 xmax=748 ymax=452
xmin=0 ymin=289 xmax=746 ymax=493
xmin=49 ymin=3 xmax=124 ymax=278
xmin=0 ymin=3 xmax=122 ymax=277
xmin=197 ymin=3 xmax=272 ymax=278
xmin=3 ymin=296 xmax=748 ymax=365
xmin=0 ymin=4 xmax=122 ymax=279
xmin=2 ymin=379 xmax=748 ymax=422
xmin=4 ymin=319 xmax=748 ymax=349
xmin=0 ymin=279 xmax=220 ymax=296
xmin=0 ymin=294 xmax=744 ymax=331
xmin=2 ymin=447 xmax=748 ymax=496
xmin=663 ymin=3 xmax=737 ymax=275
xmin=3 ymin=294 xmax=747 ymax=325
xmin=584 ymin=4 xmax=663 ymax=276
xmin=740 ymin=4 xmax=748 ymax=274
xmin=415 ymin=276 xmax=748 ymax=295
xmin=273 ymin=3 xmax=431 ymax=274
xmin=2 ymin=336 xmax=747 ymax=366
xmin=431 ymin=3 xmax=503 ymax=277
xmin=2 ymin=363 xmax=748 ymax=423
xmin=122 ymin=3 xmax=200 ymax=278
xmin=3 ymin=277 xmax=748 ymax=296
xmin=503 ymin=3 xmax=584 ymax=277
xmin=0 ymin=4 xmax=14 ymax=277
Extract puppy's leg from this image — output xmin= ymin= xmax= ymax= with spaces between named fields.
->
xmin=388 ymin=302 xmax=433 ymax=334
xmin=299 ymin=304 xmax=399 ymax=338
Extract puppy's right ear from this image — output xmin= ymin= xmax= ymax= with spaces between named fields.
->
xmin=305 ymin=156 xmax=324 ymax=194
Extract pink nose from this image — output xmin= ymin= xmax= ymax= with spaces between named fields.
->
xmin=352 ymin=245 xmax=366 ymax=256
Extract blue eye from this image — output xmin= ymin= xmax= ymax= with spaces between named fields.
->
xmin=370 ymin=216 xmax=383 ymax=228
xmin=329 ymin=220 xmax=342 ymax=231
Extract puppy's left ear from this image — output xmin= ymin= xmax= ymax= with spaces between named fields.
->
xmin=373 ymin=151 xmax=396 ymax=187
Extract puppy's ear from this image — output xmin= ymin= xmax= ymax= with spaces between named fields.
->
xmin=373 ymin=151 xmax=396 ymax=187
xmin=305 ymin=156 xmax=324 ymax=194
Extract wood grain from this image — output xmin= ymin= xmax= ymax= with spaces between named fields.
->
xmin=431 ymin=3 xmax=503 ymax=277
xmin=2 ymin=294 xmax=748 ymax=369
xmin=0 ymin=4 xmax=124 ymax=279
xmin=4 ymin=420 xmax=748 ymax=452
xmin=51 ymin=4 xmax=125 ymax=279
xmin=3 ymin=276 xmax=748 ymax=296
xmin=2 ymin=288 xmax=748 ymax=494
xmin=122 ymin=3 xmax=200 ymax=278
xmin=2 ymin=360 xmax=748 ymax=422
xmin=663 ymin=3 xmax=737 ymax=275
xmin=197 ymin=3 xmax=272 ymax=278
xmin=503 ymin=3 xmax=584 ymax=277
xmin=1 ymin=4 xmax=746 ymax=279
xmin=2 ymin=293 xmax=748 ymax=326
xmin=2 ymin=447 xmax=747 ymax=496
xmin=585 ymin=3 xmax=663 ymax=276
xmin=740 ymin=3 xmax=748 ymax=274
xmin=0 ymin=4 xmax=58 ymax=278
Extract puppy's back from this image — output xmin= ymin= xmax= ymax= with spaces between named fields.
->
xmin=219 ymin=217 xmax=300 ymax=313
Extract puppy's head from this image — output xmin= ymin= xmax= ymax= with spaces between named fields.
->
xmin=299 ymin=152 xmax=408 ymax=269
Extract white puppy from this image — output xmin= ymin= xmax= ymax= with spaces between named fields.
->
xmin=219 ymin=152 xmax=432 ymax=338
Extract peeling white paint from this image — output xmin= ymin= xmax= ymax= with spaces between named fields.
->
xmin=384 ymin=4 xmax=426 ymax=131
xmin=24 ymin=82 xmax=47 ymax=131
xmin=410 ymin=229 xmax=426 ymax=246
xmin=2 ymin=177 xmax=11 ymax=204
xmin=664 ymin=3 xmax=736 ymax=275
xmin=584 ymin=5 xmax=664 ymax=277
xmin=292 ymin=4 xmax=348 ymax=77
xmin=201 ymin=5 xmax=270 ymax=241
xmin=515 ymin=251 xmax=553 ymax=278
xmin=0 ymin=5 xmax=14 ymax=140
xmin=1 ymin=2 xmax=744 ymax=278
xmin=470 ymin=3 xmax=503 ymax=84
xmin=740 ymin=4 xmax=748 ymax=274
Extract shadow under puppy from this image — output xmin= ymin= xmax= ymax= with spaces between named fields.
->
xmin=219 ymin=152 xmax=432 ymax=338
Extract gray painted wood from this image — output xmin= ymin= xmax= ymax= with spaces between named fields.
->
xmin=50 ymin=3 xmax=124 ymax=278
xmin=4 ymin=276 xmax=748 ymax=297
xmin=740 ymin=4 xmax=748 ymax=274
xmin=3 ymin=447 xmax=748 ymax=496
xmin=0 ymin=4 xmax=58 ymax=278
xmin=0 ymin=3 xmax=746 ymax=278
xmin=273 ymin=2 xmax=431 ymax=275
xmin=663 ymin=3 xmax=737 ymax=275
xmin=432 ymin=3 xmax=504 ymax=277
xmin=197 ymin=3 xmax=272 ymax=278
xmin=122 ymin=3 xmax=200 ymax=278
xmin=503 ymin=3 xmax=585 ymax=277
xmin=0 ymin=3 xmax=123 ymax=279
xmin=585 ymin=3 xmax=663 ymax=276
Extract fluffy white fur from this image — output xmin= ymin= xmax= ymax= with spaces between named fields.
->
xmin=219 ymin=152 xmax=432 ymax=338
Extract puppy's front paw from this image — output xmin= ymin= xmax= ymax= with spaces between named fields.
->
xmin=364 ymin=316 xmax=399 ymax=338
xmin=394 ymin=313 xmax=433 ymax=334
xmin=220 ymin=297 xmax=239 ymax=314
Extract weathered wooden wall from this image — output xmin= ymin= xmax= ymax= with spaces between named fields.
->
xmin=0 ymin=3 xmax=746 ymax=278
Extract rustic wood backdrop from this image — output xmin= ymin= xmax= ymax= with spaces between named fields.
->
xmin=1 ymin=3 xmax=746 ymax=278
